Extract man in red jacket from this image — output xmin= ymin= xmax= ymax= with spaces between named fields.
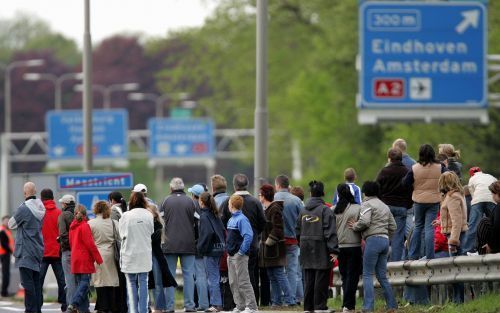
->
xmin=40 ymin=189 xmax=67 ymax=312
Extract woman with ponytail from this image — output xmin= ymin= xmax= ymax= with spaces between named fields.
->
xmin=108 ymin=191 xmax=127 ymax=221
xmin=333 ymin=184 xmax=362 ymax=312
xmin=197 ymin=192 xmax=226 ymax=312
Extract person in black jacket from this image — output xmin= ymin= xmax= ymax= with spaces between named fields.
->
xmin=375 ymin=148 xmax=413 ymax=262
xmin=296 ymin=180 xmax=339 ymax=313
xmin=220 ymin=174 xmax=266 ymax=303
xmin=480 ymin=181 xmax=500 ymax=254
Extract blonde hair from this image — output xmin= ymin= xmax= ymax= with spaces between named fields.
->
xmin=438 ymin=144 xmax=461 ymax=159
xmin=438 ymin=171 xmax=464 ymax=195
xmin=74 ymin=204 xmax=88 ymax=222
xmin=392 ymin=138 xmax=407 ymax=152
xmin=229 ymin=195 xmax=244 ymax=211
xmin=344 ymin=168 xmax=357 ymax=182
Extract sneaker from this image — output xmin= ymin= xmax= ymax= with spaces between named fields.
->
xmin=232 ymin=308 xmax=242 ymax=313
xmin=242 ymin=309 xmax=258 ymax=313
xmin=467 ymin=251 xmax=479 ymax=256
xmin=342 ymin=308 xmax=353 ymax=313
xmin=66 ymin=304 xmax=77 ymax=313
xmin=205 ymin=307 xmax=220 ymax=313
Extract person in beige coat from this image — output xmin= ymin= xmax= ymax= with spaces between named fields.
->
xmin=88 ymin=201 xmax=122 ymax=313
xmin=436 ymin=171 xmax=468 ymax=303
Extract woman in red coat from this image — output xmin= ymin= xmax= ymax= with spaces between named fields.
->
xmin=67 ymin=205 xmax=103 ymax=313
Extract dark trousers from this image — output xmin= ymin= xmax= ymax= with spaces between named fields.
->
xmin=1 ymin=254 xmax=10 ymax=296
xmin=248 ymin=249 xmax=259 ymax=300
xmin=338 ymin=247 xmax=363 ymax=310
xmin=19 ymin=267 xmax=42 ymax=313
xmin=72 ymin=274 xmax=91 ymax=312
xmin=39 ymin=257 xmax=67 ymax=311
xmin=256 ymin=266 xmax=270 ymax=306
xmin=303 ymin=268 xmax=330 ymax=311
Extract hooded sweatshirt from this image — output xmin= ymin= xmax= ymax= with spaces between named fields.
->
xmin=42 ymin=199 xmax=62 ymax=258
xmin=9 ymin=197 xmax=46 ymax=271
xmin=296 ymin=197 xmax=339 ymax=269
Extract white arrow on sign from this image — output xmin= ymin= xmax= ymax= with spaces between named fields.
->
xmin=53 ymin=145 xmax=66 ymax=157
xmin=109 ymin=144 xmax=123 ymax=155
xmin=455 ymin=10 xmax=480 ymax=34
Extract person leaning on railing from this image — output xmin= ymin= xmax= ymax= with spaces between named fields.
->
xmin=478 ymin=181 xmax=500 ymax=254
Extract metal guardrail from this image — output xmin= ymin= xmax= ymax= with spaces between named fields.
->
xmin=331 ymin=254 xmax=500 ymax=288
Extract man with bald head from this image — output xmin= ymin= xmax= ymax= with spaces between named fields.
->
xmin=392 ymin=138 xmax=416 ymax=170
xmin=9 ymin=182 xmax=45 ymax=313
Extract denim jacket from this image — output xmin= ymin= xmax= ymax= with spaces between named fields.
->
xmin=274 ymin=190 xmax=303 ymax=240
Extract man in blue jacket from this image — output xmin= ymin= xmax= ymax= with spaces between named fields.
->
xmin=9 ymin=182 xmax=45 ymax=313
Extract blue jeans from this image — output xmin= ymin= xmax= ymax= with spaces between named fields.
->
xmin=152 ymin=255 xmax=167 ymax=310
xmin=267 ymin=266 xmax=294 ymax=305
xmin=72 ymin=274 xmax=90 ymax=312
xmin=125 ymin=272 xmax=149 ymax=313
xmin=389 ymin=206 xmax=407 ymax=262
xmin=409 ymin=203 xmax=439 ymax=260
xmin=462 ymin=202 xmax=496 ymax=253
xmin=165 ymin=254 xmax=195 ymax=311
xmin=362 ymin=236 xmax=397 ymax=311
xmin=40 ymin=257 xmax=67 ymax=311
xmin=285 ymin=245 xmax=300 ymax=303
xmin=61 ymin=251 xmax=76 ymax=308
xmin=204 ymin=256 xmax=222 ymax=307
xmin=19 ymin=267 xmax=42 ymax=313
xmin=195 ymin=257 xmax=209 ymax=309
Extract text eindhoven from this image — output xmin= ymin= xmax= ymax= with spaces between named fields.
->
xmin=371 ymin=39 xmax=477 ymax=74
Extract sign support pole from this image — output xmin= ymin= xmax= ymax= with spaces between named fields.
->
xmin=83 ymin=0 xmax=93 ymax=172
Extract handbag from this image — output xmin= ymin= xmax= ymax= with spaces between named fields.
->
xmin=111 ymin=219 xmax=121 ymax=265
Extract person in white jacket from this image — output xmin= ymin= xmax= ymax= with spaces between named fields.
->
xmin=462 ymin=167 xmax=497 ymax=253
xmin=119 ymin=191 xmax=154 ymax=313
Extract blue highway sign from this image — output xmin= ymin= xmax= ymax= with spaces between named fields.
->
xmin=148 ymin=118 xmax=215 ymax=159
xmin=46 ymin=109 xmax=128 ymax=160
xmin=359 ymin=1 xmax=487 ymax=108
xmin=58 ymin=172 xmax=134 ymax=191
xmin=76 ymin=191 xmax=111 ymax=219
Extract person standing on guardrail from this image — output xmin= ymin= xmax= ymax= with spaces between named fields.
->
xmin=376 ymin=148 xmax=413 ymax=262
xmin=462 ymin=167 xmax=497 ymax=254
xmin=402 ymin=144 xmax=447 ymax=261
xmin=296 ymin=180 xmax=339 ymax=313
xmin=332 ymin=183 xmax=362 ymax=313
xmin=436 ymin=171 xmax=468 ymax=303
xmin=348 ymin=181 xmax=397 ymax=313
xmin=9 ymin=182 xmax=46 ymax=313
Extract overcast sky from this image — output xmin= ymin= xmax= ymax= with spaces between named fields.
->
xmin=0 ymin=0 xmax=218 ymax=46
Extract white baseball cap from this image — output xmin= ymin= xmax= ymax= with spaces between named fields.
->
xmin=58 ymin=194 xmax=75 ymax=204
xmin=132 ymin=183 xmax=148 ymax=193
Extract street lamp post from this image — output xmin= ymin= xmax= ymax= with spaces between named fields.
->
xmin=23 ymin=72 xmax=83 ymax=110
xmin=128 ymin=92 xmax=170 ymax=117
xmin=4 ymin=59 xmax=44 ymax=133
xmin=255 ymin=0 xmax=268 ymax=194
xmin=128 ymin=92 xmax=171 ymax=200
xmin=75 ymin=83 xmax=139 ymax=108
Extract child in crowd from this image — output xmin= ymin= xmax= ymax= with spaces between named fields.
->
xmin=333 ymin=168 xmax=362 ymax=205
xmin=226 ymin=195 xmax=258 ymax=313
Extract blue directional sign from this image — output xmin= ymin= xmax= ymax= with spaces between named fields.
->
xmin=46 ymin=109 xmax=128 ymax=160
xmin=58 ymin=172 xmax=134 ymax=191
xmin=148 ymin=118 xmax=215 ymax=159
xmin=76 ymin=191 xmax=111 ymax=219
xmin=359 ymin=1 xmax=487 ymax=108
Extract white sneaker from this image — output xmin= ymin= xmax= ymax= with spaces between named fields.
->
xmin=342 ymin=307 xmax=354 ymax=313
xmin=231 ymin=309 xmax=241 ymax=313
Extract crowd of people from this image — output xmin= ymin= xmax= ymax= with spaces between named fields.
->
xmin=0 ymin=138 xmax=499 ymax=313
